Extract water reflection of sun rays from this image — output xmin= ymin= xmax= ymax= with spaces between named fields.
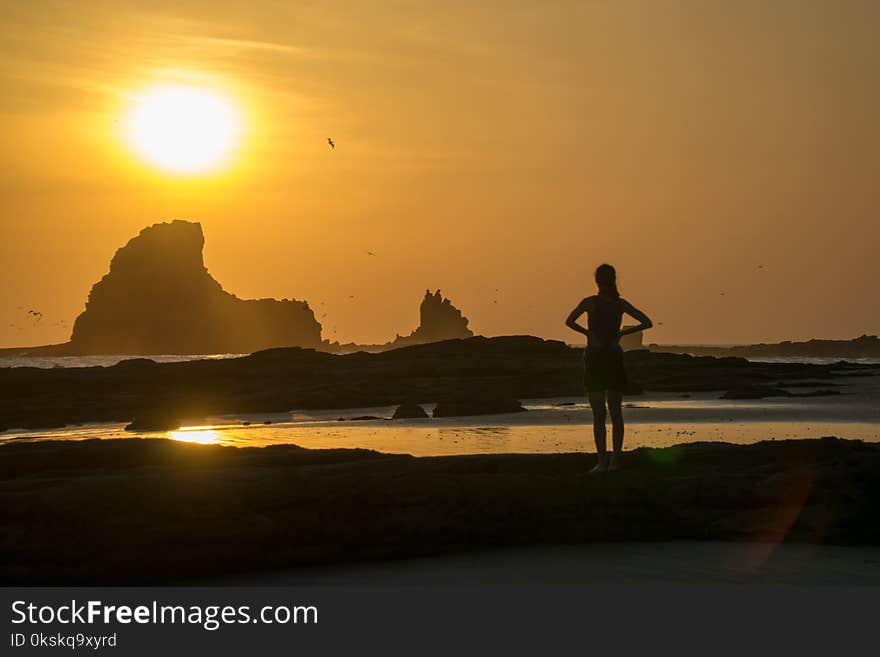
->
xmin=168 ymin=426 xmax=222 ymax=445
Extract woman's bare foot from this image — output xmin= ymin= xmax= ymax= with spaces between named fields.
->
xmin=608 ymin=454 xmax=622 ymax=471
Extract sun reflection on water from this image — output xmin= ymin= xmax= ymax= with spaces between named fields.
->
xmin=168 ymin=426 xmax=222 ymax=445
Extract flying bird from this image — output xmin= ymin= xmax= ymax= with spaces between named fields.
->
xmin=327 ymin=137 xmax=335 ymax=149
xmin=367 ymin=251 xmax=376 ymax=256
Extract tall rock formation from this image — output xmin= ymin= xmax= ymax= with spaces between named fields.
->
xmin=322 ymin=289 xmax=474 ymax=353
xmin=389 ymin=289 xmax=474 ymax=347
xmin=68 ymin=220 xmax=321 ymax=354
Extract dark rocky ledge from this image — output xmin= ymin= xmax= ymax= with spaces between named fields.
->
xmin=0 ymin=437 xmax=876 ymax=585
xmin=650 ymin=334 xmax=880 ymax=359
xmin=1 ymin=336 xmax=876 ymax=431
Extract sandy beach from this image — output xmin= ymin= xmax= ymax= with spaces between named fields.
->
xmin=211 ymin=541 xmax=880 ymax=586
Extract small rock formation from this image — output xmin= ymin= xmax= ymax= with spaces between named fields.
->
xmin=68 ymin=220 xmax=321 ymax=354
xmin=323 ymin=289 xmax=474 ymax=353
xmin=395 ymin=290 xmax=473 ymax=346
xmin=433 ymin=397 xmax=526 ymax=417
xmin=392 ymin=402 xmax=430 ymax=419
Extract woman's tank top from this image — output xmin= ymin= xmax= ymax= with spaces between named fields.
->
xmin=587 ymin=295 xmax=623 ymax=349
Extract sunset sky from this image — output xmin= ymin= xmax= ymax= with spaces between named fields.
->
xmin=1 ymin=0 xmax=878 ymax=349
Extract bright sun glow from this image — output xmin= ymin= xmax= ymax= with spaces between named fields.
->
xmin=124 ymin=85 xmax=241 ymax=174
xmin=169 ymin=426 xmax=222 ymax=445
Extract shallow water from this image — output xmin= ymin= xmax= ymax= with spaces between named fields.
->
xmin=3 ymin=393 xmax=878 ymax=456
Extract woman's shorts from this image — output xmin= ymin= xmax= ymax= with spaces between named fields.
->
xmin=583 ymin=346 xmax=627 ymax=393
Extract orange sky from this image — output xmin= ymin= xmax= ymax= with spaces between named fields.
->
xmin=1 ymin=0 xmax=878 ymax=348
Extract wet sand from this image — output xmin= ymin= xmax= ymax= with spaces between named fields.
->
xmin=212 ymin=541 xmax=880 ymax=586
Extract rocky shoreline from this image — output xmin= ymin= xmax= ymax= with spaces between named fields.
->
xmin=1 ymin=336 xmax=877 ymax=432
xmin=1 ymin=436 xmax=877 ymax=584
xmin=649 ymin=334 xmax=880 ymax=359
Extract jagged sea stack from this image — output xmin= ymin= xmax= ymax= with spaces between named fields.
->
xmin=388 ymin=289 xmax=474 ymax=348
xmin=68 ymin=220 xmax=322 ymax=354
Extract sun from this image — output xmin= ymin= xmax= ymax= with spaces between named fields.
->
xmin=124 ymin=85 xmax=241 ymax=174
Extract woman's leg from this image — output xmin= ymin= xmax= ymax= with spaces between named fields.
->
xmin=607 ymin=390 xmax=624 ymax=469
xmin=588 ymin=390 xmax=608 ymax=471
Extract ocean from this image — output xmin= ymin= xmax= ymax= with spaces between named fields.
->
xmin=2 ymin=353 xmax=879 ymax=369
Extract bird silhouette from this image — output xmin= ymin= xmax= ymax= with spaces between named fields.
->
xmin=367 ymin=251 xmax=376 ymax=256
xmin=327 ymin=137 xmax=335 ymax=149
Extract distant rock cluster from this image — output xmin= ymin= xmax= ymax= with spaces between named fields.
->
xmin=53 ymin=220 xmax=476 ymax=357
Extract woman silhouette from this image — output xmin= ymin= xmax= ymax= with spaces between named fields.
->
xmin=565 ymin=264 xmax=652 ymax=472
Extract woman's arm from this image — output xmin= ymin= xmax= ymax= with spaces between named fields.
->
xmin=565 ymin=298 xmax=591 ymax=337
xmin=619 ymin=299 xmax=653 ymax=338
